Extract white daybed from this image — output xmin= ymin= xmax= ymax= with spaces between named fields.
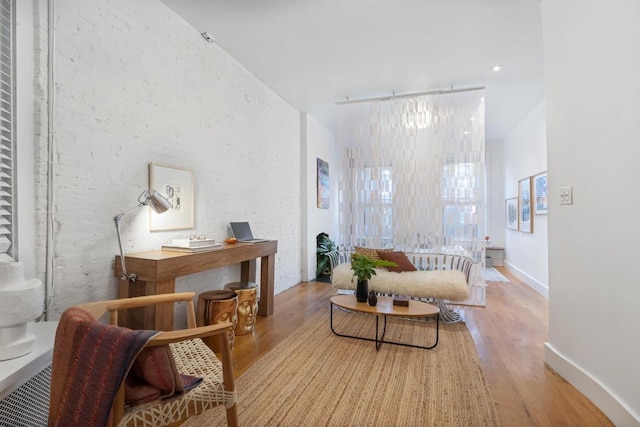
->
xmin=331 ymin=253 xmax=476 ymax=323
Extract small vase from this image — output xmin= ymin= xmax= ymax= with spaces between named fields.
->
xmin=368 ymin=290 xmax=377 ymax=306
xmin=356 ymin=279 xmax=368 ymax=302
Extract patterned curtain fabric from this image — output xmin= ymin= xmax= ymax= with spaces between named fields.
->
xmin=337 ymin=90 xmax=486 ymax=263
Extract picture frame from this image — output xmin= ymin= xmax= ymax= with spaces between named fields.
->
xmin=533 ymin=171 xmax=548 ymax=215
xmin=149 ymin=163 xmax=194 ymax=231
xmin=505 ymin=197 xmax=518 ymax=230
xmin=518 ymin=176 xmax=533 ymax=233
xmin=317 ymin=158 xmax=330 ymax=209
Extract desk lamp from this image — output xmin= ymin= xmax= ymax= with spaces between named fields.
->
xmin=114 ymin=189 xmax=171 ymax=281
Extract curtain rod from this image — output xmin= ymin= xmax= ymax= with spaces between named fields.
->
xmin=335 ymin=85 xmax=485 ymax=105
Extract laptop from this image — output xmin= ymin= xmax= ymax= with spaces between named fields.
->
xmin=230 ymin=222 xmax=269 ymax=242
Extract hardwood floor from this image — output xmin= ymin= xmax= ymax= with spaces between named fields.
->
xmin=230 ymin=268 xmax=613 ymax=426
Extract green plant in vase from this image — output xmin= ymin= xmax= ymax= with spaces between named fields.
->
xmin=316 ymin=235 xmax=337 ymax=277
xmin=350 ymin=254 xmax=397 ymax=302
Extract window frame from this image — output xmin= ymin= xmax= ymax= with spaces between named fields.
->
xmin=0 ymin=0 xmax=15 ymax=261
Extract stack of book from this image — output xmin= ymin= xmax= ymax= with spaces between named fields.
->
xmin=161 ymin=238 xmax=222 ymax=253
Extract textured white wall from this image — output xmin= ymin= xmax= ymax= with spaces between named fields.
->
xmin=502 ymin=101 xmax=548 ymax=296
xmin=542 ymin=0 xmax=640 ymax=424
xmin=486 ymin=139 xmax=505 ymax=248
xmin=36 ymin=0 xmax=303 ymax=319
xmin=301 ymin=114 xmax=338 ymax=282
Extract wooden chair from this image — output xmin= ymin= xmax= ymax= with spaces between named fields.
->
xmin=48 ymin=292 xmax=238 ymax=427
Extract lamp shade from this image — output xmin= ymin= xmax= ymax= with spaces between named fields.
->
xmin=147 ymin=190 xmax=172 ymax=213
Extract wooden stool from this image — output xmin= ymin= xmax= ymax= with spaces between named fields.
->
xmin=196 ymin=290 xmax=237 ymax=352
xmin=224 ymin=282 xmax=258 ymax=335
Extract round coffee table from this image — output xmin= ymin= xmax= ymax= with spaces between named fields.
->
xmin=329 ymin=294 xmax=440 ymax=350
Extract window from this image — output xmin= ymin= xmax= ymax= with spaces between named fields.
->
xmin=442 ymin=159 xmax=483 ymax=241
xmin=0 ymin=0 xmax=14 ymax=261
xmin=356 ymin=165 xmax=393 ymax=247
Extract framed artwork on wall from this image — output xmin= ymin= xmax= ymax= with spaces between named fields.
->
xmin=317 ymin=158 xmax=330 ymax=209
xmin=518 ymin=176 xmax=533 ymax=233
xmin=533 ymin=171 xmax=548 ymax=215
xmin=149 ymin=163 xmax=194 ymax=231
xmin=505 ymin=197 xmax=518 ymax=230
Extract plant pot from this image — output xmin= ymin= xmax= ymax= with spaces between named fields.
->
xmin=356 ymin=279 xmax=368 ymax=302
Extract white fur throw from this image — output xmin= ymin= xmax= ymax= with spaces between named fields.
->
xmin=331 ymin=263 xmax=470 ymax=301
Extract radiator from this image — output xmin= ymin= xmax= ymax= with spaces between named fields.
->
xmin=0 ymin=364 xmax=50 ymax=427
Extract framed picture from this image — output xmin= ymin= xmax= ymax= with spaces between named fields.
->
xmin=518 ymin=177 xmax=533 ymax=233
xmin=317 ymin=158 xmax=330 ymax=209
xmin=533 ymin=171 xmax=548 ymax=215
xmin=149 ymin=163 xmax=194 ymax=231
xmin=505 ymin=197 xmax=518 ymax=230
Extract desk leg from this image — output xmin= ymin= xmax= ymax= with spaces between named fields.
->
xmin=240 ymin=259 xmax=257 ymax=283
xmin=118 ymin=279 xmax=176 ymax=331
xmin=118 ymin=278 xmax=131 ymax=328
xmin=258 ymin=253 xmax=275 ymax=316
xmin=154 ymin=279 xmax=176 ymax=331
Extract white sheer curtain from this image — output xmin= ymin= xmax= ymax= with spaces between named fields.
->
xmin=337 ymin=90 xmax=486 ymax=263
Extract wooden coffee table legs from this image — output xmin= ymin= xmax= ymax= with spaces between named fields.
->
xmin=329 ymin=302 xmax=440 ymax=350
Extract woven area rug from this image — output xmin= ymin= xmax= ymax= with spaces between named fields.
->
xmin=184 ymin=307 xmax=500 ymax=427
xmin=484 ymin=267 xmax=510 ymax=282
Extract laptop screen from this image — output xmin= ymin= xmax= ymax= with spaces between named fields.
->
xmin=230 ymin=222 xmax=254 ymax=240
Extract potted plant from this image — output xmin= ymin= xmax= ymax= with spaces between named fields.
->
xmin=316 ymin=234 xmax=338 ymax=277
xmin=350 ymin=254 xmax=397 ymax=302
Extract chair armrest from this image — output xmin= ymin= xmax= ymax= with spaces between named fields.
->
xmin=147 ymin=322 xmax=233 ymax=347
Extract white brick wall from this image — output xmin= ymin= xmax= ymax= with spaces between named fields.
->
xmin=36 ymin=0 xmax=303 ymax=320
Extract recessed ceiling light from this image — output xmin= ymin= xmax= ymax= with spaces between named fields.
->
xmin=492 ymin=64 xmax=502 ymax=72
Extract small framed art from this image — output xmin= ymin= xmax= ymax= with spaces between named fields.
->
xmin=317 ymin=158 xmax=330 ymax=209
xmin=533 ymin=171 xmax=548 ymax=215
xmin=149 ymin=163 xmax=194 ymax=231
xmin=505 ymin=197 xmax=518 ymax=230
xmin=518 ymin=176 xmax=533 ymax=233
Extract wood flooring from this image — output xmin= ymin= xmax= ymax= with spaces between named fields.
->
xmin=230 ymin=267 xmax=614 ymax=427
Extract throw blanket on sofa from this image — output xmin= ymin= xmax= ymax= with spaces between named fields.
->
xmin=331 ymin=263 xmax=470 ymax=301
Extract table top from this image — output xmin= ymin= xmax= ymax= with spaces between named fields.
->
xmin=115 ymin=240 xmax=278 ymax=282
xmin=121 ymin=240 xmax=277 ymax=261
xmin=330 ymin=294 xmax=439 ymax=317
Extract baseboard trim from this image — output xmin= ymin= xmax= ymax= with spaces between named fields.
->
xmin=544 ymin=343 xmax=640 ymax=427
xmin=503 ymin=261 xmax=548 ymax=298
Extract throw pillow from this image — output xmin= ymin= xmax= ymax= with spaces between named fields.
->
xmin=354 ymin=246 xmax=393 ymax=260
xmin=376 ymin=251 xmax=417 ymax=273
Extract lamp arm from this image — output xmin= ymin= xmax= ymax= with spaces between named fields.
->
xmin=113 ymin=202 xmax=144 ymax=281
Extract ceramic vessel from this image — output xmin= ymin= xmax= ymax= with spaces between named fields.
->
xmin=356 ymin=279 xmax=368 ymax=302
xmin=367 ymin=290 xmax=378 ymax=306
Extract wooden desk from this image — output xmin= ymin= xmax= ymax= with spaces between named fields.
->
xmin=115 ymin=240 xmax=277 ymax=331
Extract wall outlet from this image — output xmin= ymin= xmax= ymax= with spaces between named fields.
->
xmin=559 ymin=186 xmax=573 ymax=205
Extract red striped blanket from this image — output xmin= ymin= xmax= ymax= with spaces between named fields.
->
xmin=48 ymin=307 xmax=159 ymax=427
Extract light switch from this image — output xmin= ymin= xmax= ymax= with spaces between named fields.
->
xmin=559 ymin=186 xmax=573 ymax=205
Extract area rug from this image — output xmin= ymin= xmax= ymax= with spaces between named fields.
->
xmin=484 ymin=267 xmax=510 ymax=282
xmin=183 ymin=307 xmax=500 ymax=426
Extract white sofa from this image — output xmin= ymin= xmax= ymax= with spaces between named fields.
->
xmin=331 ymin=252 xmax=477 ymax=322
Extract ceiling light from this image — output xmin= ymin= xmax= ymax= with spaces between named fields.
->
xmin=492 ymin=64 xmax=502 ymax=72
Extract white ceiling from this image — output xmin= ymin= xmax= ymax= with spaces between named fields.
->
xmin=162 ymin=0 xmax=545 ymax=141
